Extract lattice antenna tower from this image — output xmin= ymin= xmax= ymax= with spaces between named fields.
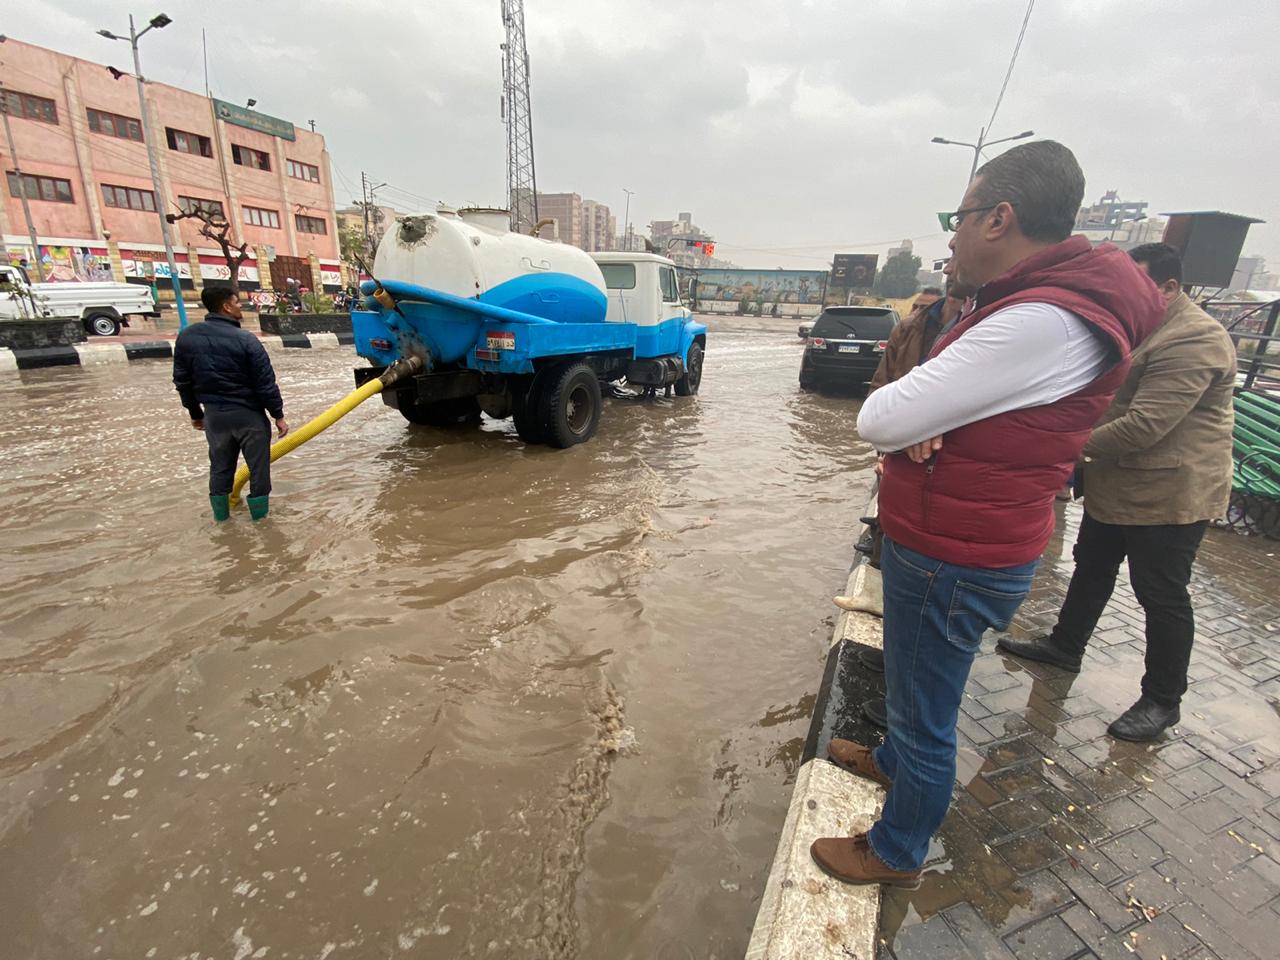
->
xmin=500 ymin=0 xmax=538 ymax=233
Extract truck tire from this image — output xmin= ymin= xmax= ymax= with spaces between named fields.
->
xmin=538 ymin=362 xmax=602 ymax=448
xmin=399 ymin=397 xmax=481 ymax=427
xmin=675 ymin=341 xmax=704 ymax=397
xmin=511 ymin=375 xmax=548 ymax=445
xmin=87 ymin=313 xmax=121 ymax=337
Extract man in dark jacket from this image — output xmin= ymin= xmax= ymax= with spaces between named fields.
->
xmin=998 ymin=244 xmax=1236 ymax=741
xmin=174 ymin=286 xmax=289 ymax=521
xmin=811 ymin=141 xmax=1163 ymax=890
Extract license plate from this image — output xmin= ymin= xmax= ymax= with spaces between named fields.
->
xmin=838 ymin=344 xmax=859 ymax=353
xmin=487 ymin=331 xmax=516 ymax=350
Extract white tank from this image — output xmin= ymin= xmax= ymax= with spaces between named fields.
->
xmin=373 ymin=206 xmax=607 ymax=322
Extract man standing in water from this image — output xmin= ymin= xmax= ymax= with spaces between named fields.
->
xmin=173 ymin=286 xmax=289 ymax=522
xmin=811 ymin=141 xmax=1163 ymax=888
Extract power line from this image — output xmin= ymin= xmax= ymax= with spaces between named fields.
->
xmin=985 ymin=0 xmax=1036 ymax=136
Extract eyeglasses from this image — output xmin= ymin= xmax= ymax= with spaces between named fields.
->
xmin=939 ymin=204 xmax=1002 ymax=232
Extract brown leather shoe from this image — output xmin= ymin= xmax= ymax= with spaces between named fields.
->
xmin=810 ymin=833 xmax=922 ymax=889
xmin=827 ymin=738 xmax=892 ymax=789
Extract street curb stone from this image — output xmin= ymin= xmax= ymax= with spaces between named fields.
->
xmin=747 ymin=501 xmax=886 ymax=960
xmin=1 ymin=332 xmax=349 ymax=371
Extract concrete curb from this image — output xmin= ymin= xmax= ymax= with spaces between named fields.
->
xmin=0 ymin=331 xmax=353 ymax=372
xmin=747 ymin=514 xmax=887 ymax=959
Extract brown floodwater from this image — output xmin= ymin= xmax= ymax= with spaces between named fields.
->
xmin=0 ymin=317 xmax=877 ymax=959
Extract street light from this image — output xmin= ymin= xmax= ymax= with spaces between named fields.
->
xmin=98 ymin=12 xmax=188 ymax=328
xmin=621 ymin=188 xmax=634 ymax=252
xmin=931 ymin=128 xmax=1035 ymax=184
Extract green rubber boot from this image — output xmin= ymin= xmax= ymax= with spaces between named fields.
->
xmin=246 ymin=495 xmax=270 ymax=522
xmin=210 ymin=494 xmax=231 ymax=522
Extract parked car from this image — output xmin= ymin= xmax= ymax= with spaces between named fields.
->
xmin=798 ymin=306 xmax=899 ymax=393
xmin=0 ymin=264 xmax=158 ymax=336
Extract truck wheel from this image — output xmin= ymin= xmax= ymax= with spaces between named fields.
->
xmin=538 ymin=362 xmax=602 ymax=448
xmin=675 ymin=342 xmax=704 ymax=396
xmin=512 ymin=375 xmax=547 ymax=444
xmin=87 ymin=313 xmax=121 ymax=337
xmin=399 ymin=397 xmax=481 ymax=427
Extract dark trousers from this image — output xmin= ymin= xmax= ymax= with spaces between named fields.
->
xmin=1050 ymin=511 xmax=1208 ymax=709
xmin=204 ymin=405 xmax=272 ymax=497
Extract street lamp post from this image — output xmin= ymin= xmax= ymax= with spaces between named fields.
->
xmin=99 ymin=13 xmax=188 ymax=328
xmin=931 ymin=128 xmax=1035 ymax=184
xmin=0 ymin=79 xmax=45 ymax=280
xmin=621 ymin=188 xmax=634 ymax=252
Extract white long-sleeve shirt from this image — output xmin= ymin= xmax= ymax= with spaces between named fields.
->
xmin=856 ymin=302 xmax=1115 ymax=452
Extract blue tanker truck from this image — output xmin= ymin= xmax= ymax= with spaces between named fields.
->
xmin=351 ymin=206 xmax=706 ymax=447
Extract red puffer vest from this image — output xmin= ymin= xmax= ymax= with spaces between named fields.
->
xmin=879 ymin=237 xmax=1164 ymax=568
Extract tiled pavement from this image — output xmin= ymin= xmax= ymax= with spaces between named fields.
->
xmin=876 ymin=503 xmax=1280 ymax=960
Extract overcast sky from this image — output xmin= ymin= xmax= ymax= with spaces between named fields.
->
xmin=13 ymin=0 xmax=1280 ymax=270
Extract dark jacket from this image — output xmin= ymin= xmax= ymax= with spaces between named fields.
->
xmin=173 ymin=315 xmax=284 ymax=420
xmin=879 ymin=237 xmax=1165 ymax=568
xmin=868 ymin=298 xmax=948 ymax=393
xmin=1082 ymin=292 xmax=1236 ymax=525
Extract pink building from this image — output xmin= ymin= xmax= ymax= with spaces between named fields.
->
xmin=1 ymin=38 xmax=342 ymax=294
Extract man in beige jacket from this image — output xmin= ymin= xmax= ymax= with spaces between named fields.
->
xmin=998 ymin=243 xmax=1236 ymax=741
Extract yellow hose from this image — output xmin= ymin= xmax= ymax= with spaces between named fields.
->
xmin=229 ymin=355 xmax=423 ymax=507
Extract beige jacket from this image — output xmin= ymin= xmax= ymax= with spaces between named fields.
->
xmin=1082 ymin=292 xmax=1236 ymax=525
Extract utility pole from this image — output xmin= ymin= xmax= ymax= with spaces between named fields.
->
xmin=99 ymin=13 xmax=188 ymax=328
xmin=361 ymin=171 xmax=369 ymax=251
xmin=0 ymin=80 xmax=45 ymax=280
xmin=621 ymin=188 xmax=634 ymax=252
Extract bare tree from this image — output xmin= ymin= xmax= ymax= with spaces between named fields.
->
xmin=166 ymin=205 xmax=252 ymax=292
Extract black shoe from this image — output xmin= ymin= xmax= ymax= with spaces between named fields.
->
xmin=996 ymin=633 xmax=1082 ymax=673
xmin=1107 ymin=698 xmax=1180 ymax=742
xmin=854 ymin=532 xmax=875 ymax=555
xmin=861 ymin=697 xmax=887 ymax=729
xmin=857 ymin=646 xmax=885 ymax=673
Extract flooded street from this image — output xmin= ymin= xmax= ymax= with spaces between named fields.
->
xmin=0 ymin=317 xmax=877 ymax=959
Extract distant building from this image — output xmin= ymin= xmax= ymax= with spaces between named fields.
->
xmin=1231 ymin=255 xmax=1268 ymax=292
xmin=648 ymin=211 xmax=716 ymax=267
xmin=335 ymin=203 xmax=400 ymax=242
xmin=1 ymin=37 xmax=340 ymax=292
xmin=1074 ymin=191 xmax=1165 ymax=250
xmin=580 ymin=199 xmax=615 ymax=253
xmin=535 ymin=192 xmax=583 ymax=247
xmin=886 ymin=239 xmax=914 ymax=260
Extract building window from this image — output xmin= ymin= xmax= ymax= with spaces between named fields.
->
xmin=101 ymin=183 xmax=157 ymax=212
xmin=232 ymin=144 xmax=271 ymax=171
xmin=178 ymin=196 xmax=226 ymax=220
xmin=2 ymin=89 xmax=58 ymax=124
xmin=295 ymin=214 xmax=327 ymax=235
xmin=6 ymin=171 xmax=74 ymax=203
xmin=243 ymin=206 xmax=281 ymax=229
xmin=87 ymin=107 xmax=143 ymax=142
xmin=165 ymin=127 xmax=213 ymax=158
xmin=286 ymin=159 xmax=320 ymax=183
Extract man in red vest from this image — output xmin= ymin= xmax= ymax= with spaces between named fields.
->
xmin=811 ymin=141 xmax=1164 ymax=889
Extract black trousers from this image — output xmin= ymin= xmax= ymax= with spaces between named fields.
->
xmin=204 ymin=405 xmax=272 ymax=497
xmin=1050 ymin=511 xmax=1208 ymax=709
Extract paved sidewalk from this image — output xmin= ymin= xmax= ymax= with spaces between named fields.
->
xmin=876 ymin=503 xmax=1280 ymax=960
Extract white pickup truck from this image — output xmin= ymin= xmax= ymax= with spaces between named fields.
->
xmin=0 ymin=264 xmax=159 ymax=335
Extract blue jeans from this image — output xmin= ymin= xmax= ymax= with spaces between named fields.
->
xmin=869 ymin=537 xmax=1038 ymax=871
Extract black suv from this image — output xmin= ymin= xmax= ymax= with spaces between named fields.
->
xmin=798 ymin=306 xmax=899 ymax=393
